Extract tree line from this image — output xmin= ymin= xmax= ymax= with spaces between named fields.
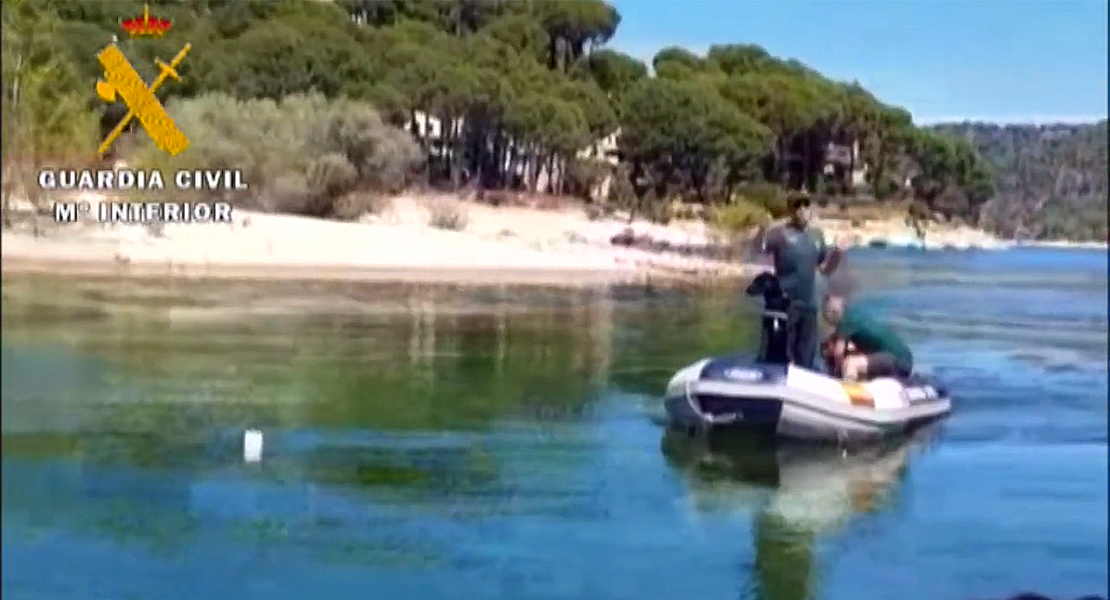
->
xmin=4 ymin=0 xmax=1007 ymax=231
xmin=932 ymin=121 xmax=1108 ymax=242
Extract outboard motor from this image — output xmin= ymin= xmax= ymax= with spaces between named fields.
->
xmin=745 ymin=272 xmax=791 ymax=365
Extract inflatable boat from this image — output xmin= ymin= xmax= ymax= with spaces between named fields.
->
xmin=662 ymin=273 xmax=952 ymax=444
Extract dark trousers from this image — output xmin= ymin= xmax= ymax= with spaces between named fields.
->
xmin=787 ymin=305 xmax=820 ymax=370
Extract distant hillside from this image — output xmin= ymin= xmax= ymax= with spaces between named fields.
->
xmin=931 ymin=121 xmax=1108 ymax=242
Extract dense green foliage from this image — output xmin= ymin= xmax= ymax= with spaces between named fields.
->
xmin=1 ymin=0 xmax=100 ymax=210
xmin=5 ymin=0 xmax=1086 ymax=236
xmin=134 ymin=92 xmax=426 ymax=218
xmin=931 ymin=121 xmax=1108 ymax=242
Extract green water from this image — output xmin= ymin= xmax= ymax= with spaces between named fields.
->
xmin=3 ymin=249 xmax=1107 ymax=600
xmin=0 ymin=275 xmax=753 ymax=432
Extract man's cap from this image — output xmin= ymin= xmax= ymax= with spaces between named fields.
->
xmin=786 ymin=192 xmax=811 ymax=209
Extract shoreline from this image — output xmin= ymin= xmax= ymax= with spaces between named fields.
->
xmin=2 ymin=192 xmax=1103 ymax=290
xmin=1011 ymin=239 xmax=1109 ymax=250
xmin=0 ymin=193 xmax=766 ymax=288
xmin=0 ymin=255 xmax=746 ymax=287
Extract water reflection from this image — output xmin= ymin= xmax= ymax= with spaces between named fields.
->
xmin=2 ymin=281 xmax=619 ymax=432
xmin=3 ymin=432 xmax=204 ymax=553
xmin=6 ymin=252 xmax=1103 ymax=600
xmin=2 ymin=427 xmax=504 ymax=557
xmin=2 ymin=278 xmax=627 ymax=563
xmin=661 ymin=429 xmax=926 ymax=600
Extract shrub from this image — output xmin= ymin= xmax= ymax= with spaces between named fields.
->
xmin=564 ymin=157 xmax=607 ymax=201
xmin=126 ymin=93 xmax=424 ymax=219
xmin=907 ymin=199 xmax=931 ymax=238
xmin=733 ymin=182 xmax=789 ymax=218
xmin=425 ymin=198 xmax=468 ymax=230
xmin=643 ymin=200 xmax=674 ymax=225
xmin=710 ymin=199 xmax=770 ymax=236
xmin=332 ymin=192 xmax=393 ymax=222
xmin=263 ymin=172 xmax=315 ymax=215
xmin=872 ymin=175 xmax=904 ymax=200
xmin=307 ymin=153 xmax=358 ymax=203
xmin=1 ymin=33 xmax=99 ymax=221
xmin=607 ymin=164 xmax=637 ymax=211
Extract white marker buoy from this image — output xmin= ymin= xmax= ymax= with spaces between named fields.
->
xmin=243 ymin=429 xmax=264 ymax=463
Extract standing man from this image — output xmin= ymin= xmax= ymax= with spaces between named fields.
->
xmin=760 ymin=192 xmax=845 ymax=369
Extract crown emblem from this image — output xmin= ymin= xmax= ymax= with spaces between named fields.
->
xmin=121 ymin=4 xmax=172 ymax=38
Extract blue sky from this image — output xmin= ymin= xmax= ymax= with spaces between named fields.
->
xmin=609 ymin=1 xmax=1108 ymax=124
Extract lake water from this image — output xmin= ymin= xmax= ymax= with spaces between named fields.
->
xmin=2 ymin=248 xmax=1107 ymax=600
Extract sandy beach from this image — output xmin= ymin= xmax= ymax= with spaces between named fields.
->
xmin=5 ymin=191 xmax=1097 ymax=288
xmin=1 ymin=193 xmax=762 ymax=286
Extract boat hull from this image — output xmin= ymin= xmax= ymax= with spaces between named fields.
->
xmin=662 ymin=355 xmax=951 ymax=444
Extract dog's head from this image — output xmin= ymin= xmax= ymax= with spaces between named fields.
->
xmin=747 ymin=271 xmax=791 ymax=313
xmin=745 ymin=271 xmax=779 ymax=297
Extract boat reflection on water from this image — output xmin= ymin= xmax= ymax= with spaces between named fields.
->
xmin=661 ymin=427 xmax=933 ymax=600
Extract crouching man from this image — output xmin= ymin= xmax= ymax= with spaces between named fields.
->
xmin=822 ymin=294 xmax=914 ymax=381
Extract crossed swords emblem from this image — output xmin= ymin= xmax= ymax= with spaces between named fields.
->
xmin=96 ymin=43 xmax=192 ymax=156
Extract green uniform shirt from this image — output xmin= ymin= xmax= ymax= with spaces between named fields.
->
xmin=836 ymin=304 xmax=914 ymax=368
xmin=762 ymin=222 xmax=828 ymax=308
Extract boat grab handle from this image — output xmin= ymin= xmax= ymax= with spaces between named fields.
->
xmin=684 ymin=379 xmax=707 ymax=419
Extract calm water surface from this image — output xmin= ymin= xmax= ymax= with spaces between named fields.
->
xmin=2 ymin=248 xmax=1107 ymax=600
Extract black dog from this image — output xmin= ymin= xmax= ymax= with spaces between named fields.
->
xmin=745 ymin=272 xmax=789 ymax=309
xmin=746 ymin=272 xmax=791 ymax=364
